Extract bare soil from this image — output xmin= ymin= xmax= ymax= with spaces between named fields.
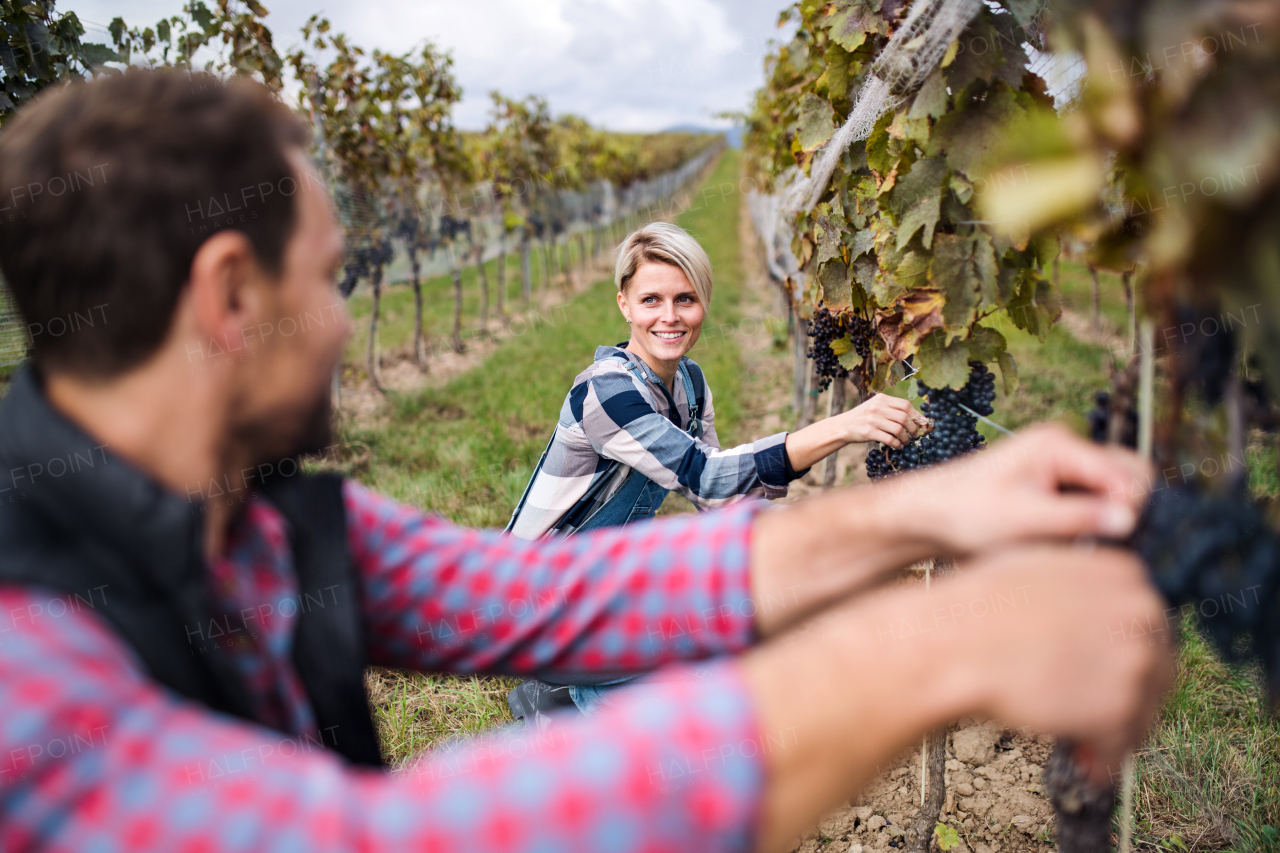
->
xmin=787 ymin=724 xmax=1059 ymax=853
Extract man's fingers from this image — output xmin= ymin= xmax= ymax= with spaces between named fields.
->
xmin=1019 ymin=493 xmax=1138 ymax=540
xmin=1023 ymin=426 xmax=1153 ymax=510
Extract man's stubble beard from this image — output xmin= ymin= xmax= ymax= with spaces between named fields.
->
xmin=233 ymin=382 xmax=335 ymax=481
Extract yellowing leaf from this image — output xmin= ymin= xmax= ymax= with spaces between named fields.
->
xmin=977 ymin=156 xmax=1106 ymax=234
xmin=875 ymin=289 xmax=945 ymax=361
xmin=830 ymin=336 xmax=854 ymax=355
xmin=819 ymin=260 xmax=853 ymax=310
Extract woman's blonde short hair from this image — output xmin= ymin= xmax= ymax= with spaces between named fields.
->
xmin=614 ymin=222 xmax=713 ymax=308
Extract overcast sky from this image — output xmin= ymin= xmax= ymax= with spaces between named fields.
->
xmin=63 ymin=0 xmax=793 ymax=131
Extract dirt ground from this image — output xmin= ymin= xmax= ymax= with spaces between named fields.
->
xmin=787 ymin=724 xmax=1059 ymax=853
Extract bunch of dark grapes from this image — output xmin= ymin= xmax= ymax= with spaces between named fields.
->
xmin=806 ymin=308 xmax=872 ymax=392
xmin=866 ymin=361 xmax=997 ymax=479
xmin=1130 ymin=482 xmax=1280 ymax=700
xmin=1085 ymin=390 xmax=1138 ymax=447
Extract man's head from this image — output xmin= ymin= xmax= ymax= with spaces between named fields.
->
xmin=0 ymin=69 xmax=350 ymax=465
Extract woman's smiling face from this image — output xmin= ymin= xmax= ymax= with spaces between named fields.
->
xmin=617 ymin=261 xmax=705 ymax=370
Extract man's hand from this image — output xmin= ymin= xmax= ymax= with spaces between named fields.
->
xmin=884 ymin=423 xmax=1153 ymax=556
xmin=744 ymin=542 xmax=1172 ymax=852
xmin=837 ymin=393 xmax=928 ymax=449
xmin=753 ymin=423 xmax=1153 ymax=637
xmin=945 ymin=545 xmax=1173 ymax=780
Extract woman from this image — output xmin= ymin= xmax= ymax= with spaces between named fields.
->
xmin=505 ymin=221 xmax=925 ymax=726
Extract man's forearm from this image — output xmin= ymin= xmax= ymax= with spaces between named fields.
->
xmin=741 ymin=580 xmax=982 ymax=852
xmin=750 ymin=483 xmax=943 ymax=637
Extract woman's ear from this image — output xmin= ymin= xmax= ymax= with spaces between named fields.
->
xmin=616 ymin=289 xmax=631 ymax=324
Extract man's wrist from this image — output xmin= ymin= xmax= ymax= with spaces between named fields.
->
xmin=863 ymin=472 xmax=951 ymax=561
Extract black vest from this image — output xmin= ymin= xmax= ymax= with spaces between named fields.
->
xmin=0 ymin=366 xmax=383 ymax=767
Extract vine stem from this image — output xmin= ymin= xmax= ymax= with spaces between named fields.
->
xmin=921 ymin=559 xmax=930 ymax=808
xmin=1119 ymin=319 xmax=1155 ymax=853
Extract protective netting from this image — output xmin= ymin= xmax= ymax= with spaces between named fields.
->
xmin=786 ymin=0 xmax=985 ymax=214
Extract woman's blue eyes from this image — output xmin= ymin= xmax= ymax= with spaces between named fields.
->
xmin=642 ymin=296 xmax=695 ymax=304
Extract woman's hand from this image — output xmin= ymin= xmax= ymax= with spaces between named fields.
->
xmin=836 ymin=393 xmax=928 ymax=449
xmin=783 ymin=393 xmax=927 ymax=472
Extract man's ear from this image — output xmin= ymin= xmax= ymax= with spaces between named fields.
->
xmin=187 ymin=231 xmax=271 ymax=347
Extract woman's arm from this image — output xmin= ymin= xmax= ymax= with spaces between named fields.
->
xmin=783 ymin=393 xmax=927 ymax=472
xmin=580 ymin=367 xmax=798 ymax=506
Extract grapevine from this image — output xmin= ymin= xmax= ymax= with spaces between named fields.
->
xmin=865 ymin=361 xmax=995 ymax=479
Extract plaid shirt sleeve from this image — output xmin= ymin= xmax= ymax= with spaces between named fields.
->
xmin=0 ymin=586 xmax=766 ymax=852
xmin=347 ymin=481 xmax=764 ymax=678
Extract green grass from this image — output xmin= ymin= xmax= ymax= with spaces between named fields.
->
xmin=1138 ymin=626 xmax=1280 ymax=853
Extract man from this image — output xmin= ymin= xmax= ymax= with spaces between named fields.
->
xmin=0 ymin=70 xmax=1168 ymax=853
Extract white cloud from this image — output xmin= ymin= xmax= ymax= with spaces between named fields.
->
xmin=62 ymin=0 xmax=791 ymax=131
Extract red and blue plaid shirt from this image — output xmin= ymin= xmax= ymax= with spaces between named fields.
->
xmin=0 ymin=481 xmax=768 ymax=852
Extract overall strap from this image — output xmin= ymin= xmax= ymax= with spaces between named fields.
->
xmin=677 ymin=360 xmax=703 ymax=438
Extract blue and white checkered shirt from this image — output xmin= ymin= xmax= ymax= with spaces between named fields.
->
xmin=509 ymin=344 xmax=803 ymax=539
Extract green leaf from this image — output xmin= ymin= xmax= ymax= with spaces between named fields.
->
xmin=815 ymin=212 xmax=844 ymax=266
xmin=849 ymin=229 xmax=876 ymax=260
xmin=830 ymin=336 xmax=854 ymax=356
xmin=796 ymin=93 xmax=836 ymax=153
xmin=997 ymin=350 xmax=1019 ymax=395
xmin=935 ymin=823 xmax=962 ymax=852
xmin=945 ymin=13 xmax=1006 ymax=94
xmin=929 ymin=83 xmax=1026 ymax=178
xmin=865 ymin=112 xmax=895 ymax=175
xmin=839 ymin=347 xmax=863 ymax=370
xmin=852 ymin=255 xmax=877 ymax=301
xmin=891 ymin=156 xmax=947 ymax=250
xmin=79 ymin=42 xmax=119 ymax=65
xmin=1006 ymin=269 xmax=1062 ymax=340
xmin=817 ymin=42 xmax=852 ymax=100
xmin=908 ymin=70 xmax=949 ymax=120
xmin=965 ymin=324 xmax=1007 ymax=363
xmin=916 ymin=333 xmax=970 ymax=389
xmin=932 ymin=232 xmax=998 ymax=338
xmin=826 ymin=0 xmax=885 ymax=52
xmin=999 ymin=0 xmax=1041 ymax=29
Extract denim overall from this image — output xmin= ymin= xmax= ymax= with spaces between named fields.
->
xmin=506 ymin=355 xmax=703 ymax=713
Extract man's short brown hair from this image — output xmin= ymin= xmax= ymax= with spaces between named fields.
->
xmin=0 ymin=69 xmax=310 ymax=377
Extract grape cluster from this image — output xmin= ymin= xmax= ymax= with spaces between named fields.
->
xmin=1086 ymin=390 xmax=1137 ymax=448
xmin=806 ymin=308 xmax=872 ymax=392
xmin=1130 ymin=482 xmax=1280 ymax=698
xmin=865 ymin=362 xmax=997 ymax=479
